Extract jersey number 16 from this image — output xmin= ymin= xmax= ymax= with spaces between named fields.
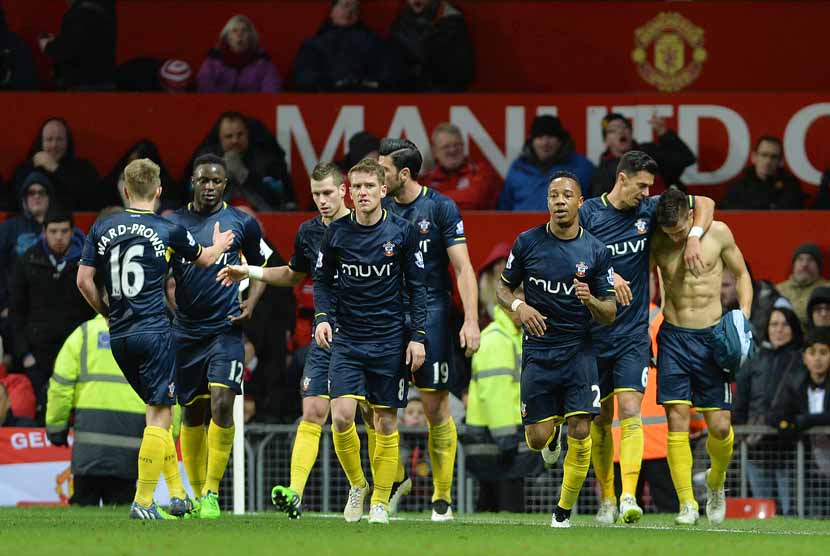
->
xmin=110 ymin=245 xmax=146 ymax=299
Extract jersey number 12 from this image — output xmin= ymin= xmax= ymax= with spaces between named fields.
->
xmin=110 ymin=245 xmax=145 ymax=298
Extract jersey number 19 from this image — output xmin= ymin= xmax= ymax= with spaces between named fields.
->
xmin=110 ymin=244 xmax=146 ymax=299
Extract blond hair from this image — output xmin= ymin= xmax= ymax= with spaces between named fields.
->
xmin=348 ymin=158 xmax=386 ymax=185
xmin=123 ymin=159 xmax=161 ymax=201
xmin=220 ymin=15 xmax=259 ymax=51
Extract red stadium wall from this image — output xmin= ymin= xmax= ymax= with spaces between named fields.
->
xmin=5 ymin=1 xmax=830 ymax=93
xmin=2 ymin=92 xmax=829 ymax=210
xmin=3 ymin=211 xmax=823 ymax=285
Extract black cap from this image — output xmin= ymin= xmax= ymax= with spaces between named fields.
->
xmin=807 ymin=286 xmax=830 ymax=329
xmin=803 ymin=326 xmax=830 ymax=349
xmin=792 ymin=243 xmax=823 ymax=273
xmin=530 ymin=115 xmax=565 ymax=140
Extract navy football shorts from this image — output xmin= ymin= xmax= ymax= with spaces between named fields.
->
xmin=174 ymin=327 xmax=245 ymax=405
xmin=657 ymin=322 xmax=732 ymax=411
xmin=520 ymin=342 xmax=600 ymax=426
xmin=301 ymin=340 xmax=332 ymax=398
xmin=595 ymin=333 xmax=651 ymax=401
xmin=412 ymin=293 xmax=456 ymax=391
xmin=111 ymin=330 xmax=177 ymax=406
xmin=328 ymin=335 xmax=408 ymax=409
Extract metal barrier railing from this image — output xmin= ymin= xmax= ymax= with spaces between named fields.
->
xmin=217 ymin=424 xmax=830 ymax=518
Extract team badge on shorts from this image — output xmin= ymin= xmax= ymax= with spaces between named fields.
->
xmin=575 ymin=261 xmax=588 ymax=278
xmin=167 ymin=382 xmax=176 ymax=399
xmin=418 ymin=218 xmax=431 ymax=235
xmin=383 ymin=241 xmax=395 ymax=257
xmin=303 ymin=377 xmax=311 ymax=391
xmin=521 ymin=402 xmax=527 ymax=418
xmin=635 ymin=218 xmax=649 ymax=234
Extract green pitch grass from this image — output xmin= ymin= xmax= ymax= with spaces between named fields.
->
xmin=1 ymin=507 xmax=828 ymax=556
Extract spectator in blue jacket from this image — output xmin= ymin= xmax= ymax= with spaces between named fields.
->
xmin=498 ymin=115 xmax=594 ymax=211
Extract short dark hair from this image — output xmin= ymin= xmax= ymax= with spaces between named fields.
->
xmin=194 ymin=153 xmax=227 ymax=172
xmin=348 ymin=158 xmax=386 ymax=186
xmin=548 ymin=170 xmax=582 ymax=193
xmin=43 ymin=206 xmax=73 ymax=228
xmin=655 ymin=186 xmax=690 ymax=227
xmin=804 ymin=326 xmax=830 ymax=351
xmin=616 ymin=150 xmax=659 ymax=178
xmin=218 ymin=111 xmax=246 ymax=127
xmin=754 ymin=135 xmax=782 ymax=152
xmin=311 ymin=162 xmax=344 ymax=185
xmin=378 ymin=138 xmax=423 ymax=177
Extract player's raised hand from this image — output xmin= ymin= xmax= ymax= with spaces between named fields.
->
xmin=229 ymin=299 xmax=255 ymax=323
xmin=684 ymin=236 xmax=705 ymax=277
xmin=217 ymin=264 xmax=249 ymax=286
xmin=517 ymin=303 xmax=547 ymax=336
xmin=212 ymin=222 xmax=235 ymax=252
xmin=613 ymin=272 xmax=633 ymax=306
xmin=406 ymin=341 xmax=426 ymax=372
xmin=315 ymin=322 xmax=333 ymax=350
xmin=459 ymin=320 xmax=481 ymax=357
xmin=573 ymin=278 xmax=592 ymax=304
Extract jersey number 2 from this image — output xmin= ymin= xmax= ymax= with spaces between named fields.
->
xmin=110 ymin=245 xmax=145 ymax=298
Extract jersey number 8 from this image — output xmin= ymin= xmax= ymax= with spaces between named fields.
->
xmin=110 ymin=245 xmax=145 ymax=299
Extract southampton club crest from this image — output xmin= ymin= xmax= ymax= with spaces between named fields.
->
xmin=302 ymin=376 xmax=311 ymax=391
xmin=418 ymin=218 xmax=431 ymax=235
xmin=575 ymin=261 xmax=588 ymax=278
xmin=631 ymin=12 xmax=707 ymax=92
xmin=521 ymin=402 xmax=527 ymax=419
xmin=383 ymin=241 xmax=396 ymax=257
xmin=635 ymin=218 xmax=649 ymax=235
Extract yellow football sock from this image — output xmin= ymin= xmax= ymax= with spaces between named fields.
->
xmin=706 ymin=426 xmax=734 ymax=490
xmin=332 ymin=422 xmax=366 ymax=487
xmin=365 ymin=422 xmax=377 ymax=479
xmin=590 ymin=421 xmax=615 ymax=499
xmin=204 ymin=420 xmax=234 ymax=495
xmin=620 ymin=417 xmax=644 ymax=497
xmin=134 ymin=426 xmax=167 ymax=507
xmin=667 ymin=431 xmax=697 ymax=508
xmin=180 ymin=424 xmax=207 ymax=497
xmin=395 ymin=454 xmax=406 ymax=483
xmin=371 ymin=431 xmax=399 ymax=506
xmin=163 ymin=430 xmax=186 ymax=499
xmin=557 ymin=435 xmax=592 ymax=511
xmin=428 ymin=417 xmax=457 ymax=503
xmin=289 ymin=421 xmax=322 ymax=496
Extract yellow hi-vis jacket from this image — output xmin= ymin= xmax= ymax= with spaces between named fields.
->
xmin=46 ymin=315 xmax=146 ymax=478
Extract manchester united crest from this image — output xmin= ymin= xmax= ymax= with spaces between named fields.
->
xmin=383 ymin=241 xmax=395 ymax=257
xmin=575 ymin=261 xmax=588 ymax=278
xmin=418 ymin=218 xmax=431 ymax=235
xmin=631 ymin=12 xmax=707 ymax=92
xmin=634 ymin=218 xmax=649 ymax=235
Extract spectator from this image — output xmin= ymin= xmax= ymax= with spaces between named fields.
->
xmin=10 ymin=207 xmax=94 ymax=421
xmin=38 ymin=0 xmax=116 ymax=90
xmin=400 ymin=396 xmax=427 ymax=428
xmin=498 ymin=115 xmax=594 ymax=211
xmin=335 ymin=131 xmax=380 ymax=174
xmin=465 ymin=289 xmax=542 ymax=512
xmin=389 ymin=0 xmax=474 ymax=92
xmin=734 ymin=307 xmax=803 ymax=514
xmin=776 ymin=243 xmax=830 ymax=329
xmin=293 ymin=0 xmax=400 ymax=92
xmin=45 ymin=314 xmax=146 ymax=506
xmin=102 ymin=139 xmax=186 ymax=211
xmin=0 ymin=379 xmax=37 ymax=427
xmin=196 ymin=15 xmax=281 ymax=94
xmin=590 ymin=113 xmax=696 ymax=198
xmin=188 ymin=112 xmax=293 ymax=210
xmin=721 ymin=136 xmax=804 ymax=210
xmin=813 ymin=170 xmax=830 ymax=210
xmin=0 ymin=5 xmax=38 ymax=90
xmin=9 ymin=118 xmax=99 ymax=211
xmin=0 ymin=373 xmax=37 ymax=426
xmin=476 ymin=242 xmax=510 ymax=327
xmin=722 ymin=264 xmax=793 ymax=341
xmin=807 ymin=287 xmax=830 ymax=331
xmin=423 ymin=123 xmax=500 ymax=209
xmin=770 ymin=327 xmax=830 ymax=516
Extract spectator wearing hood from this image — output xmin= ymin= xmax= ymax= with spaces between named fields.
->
xmin=389 ymin=0 xmax=474 ymax=92
xmin=0 ymin=172 xmax=53 ymax=334
xmin=9 ymin=118 xmax=99 ymax=211
xmin=0 ymin=5 xmax=39 ymax=90
xmin=807 ymin=287 xmax=830 ymax=331
xmin=293 ymin=0 xmax=401 ymax=92
xmin=498 ymin=115 xmax=594 ymax=211
xmin=423 ymin=123 xmax=500 ymax=209
xmin=721 ymin=136 xmax=804 ymax=210
xmin=196 ymin=15 xmax=281 ymax=93
xmin=777 ymin=243 xmax=830 ymax=329
xmin=38 ymin=0 xmax=116 ymax=90
xmin=589 ymin=113 xmax=696 ymax=198
xmin=10 ymin=207 xmax=94 ymax=421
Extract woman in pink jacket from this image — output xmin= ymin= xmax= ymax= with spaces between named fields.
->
xmin=197 ymin=15 xmax=282 ymax=93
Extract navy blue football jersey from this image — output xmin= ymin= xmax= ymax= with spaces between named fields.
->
xmin=579 ymin=193 xmax=694 ymax=341
xmin=383 ymin=187 xmax=466 ymax=295
xmin=81 ymin=209 xmax=202 ymax=338
xmin=289 ymin=215 xmax=326 ymax=275
xmin=314 ymin=210 xmax=427 ymax=344
xmin=500 ymin=224 xmax=615 ymax=349
xmin=168 ymin=203 xmax=266 ymax=335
